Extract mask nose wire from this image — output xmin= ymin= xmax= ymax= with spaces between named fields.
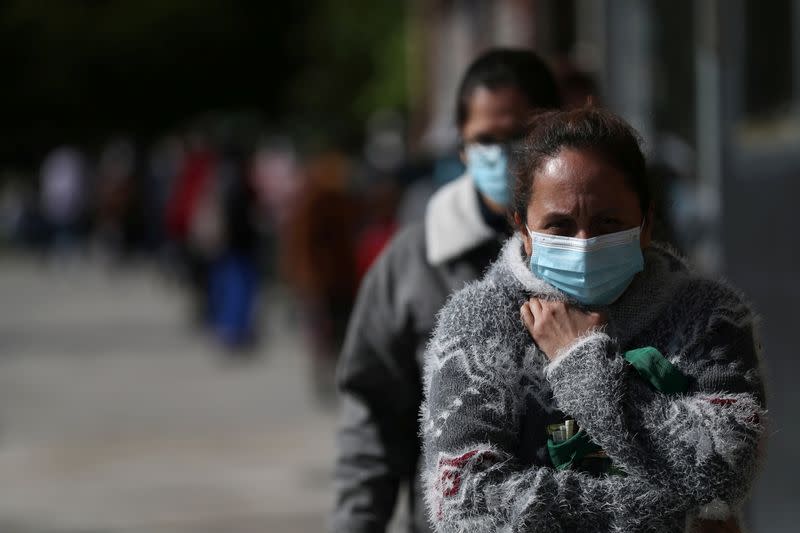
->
xmin=526 ymin=220 xmax=644 ymax=241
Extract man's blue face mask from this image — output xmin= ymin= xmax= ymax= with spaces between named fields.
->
xmin=525 ymin=225 xmax=645 ymax=306
xmin=465 ymin=143 xmax=510 ymax=206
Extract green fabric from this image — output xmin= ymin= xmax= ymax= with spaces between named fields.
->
xmin=623 ymin=346 xmax=690 ymax=394
xmin=547 ymin=429 xmax=603 ymax=470
xmin=547 ymin=347 xmax=689 ymax=474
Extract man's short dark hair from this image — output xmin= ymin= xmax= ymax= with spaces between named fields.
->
xmin=455 ymin=48 xmax=562 ymax=128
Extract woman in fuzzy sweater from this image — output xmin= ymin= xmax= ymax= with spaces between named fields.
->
xmin=420 ymin=108 xmax=766 ymax=532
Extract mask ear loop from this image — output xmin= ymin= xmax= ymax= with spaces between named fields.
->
xmin=524 ymin=225 xmax=537 ymax=262
xmin=637 ymin=216 xmax=648 ymax=250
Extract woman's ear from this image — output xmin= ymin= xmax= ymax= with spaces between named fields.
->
xmin=515 ymin=212 xmax=533 ymax=256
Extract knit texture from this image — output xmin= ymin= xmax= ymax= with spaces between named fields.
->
xmin=420 ymin=235 xmax=766 ymax=532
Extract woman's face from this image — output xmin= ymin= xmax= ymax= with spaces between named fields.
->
xmin=520 ymin=148 xmax=652 ymax=256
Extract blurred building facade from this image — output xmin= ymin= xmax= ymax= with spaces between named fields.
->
xmin=409 ymin=1 xmax=800 ymax=531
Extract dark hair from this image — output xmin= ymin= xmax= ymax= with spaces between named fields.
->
xmin=456 ymin=48 xmax=561 ymax=128
xmin=510 ymin=107 xmax=652 ymax=225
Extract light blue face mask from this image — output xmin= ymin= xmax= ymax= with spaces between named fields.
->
xmin=465 ymin=143 xmax=510 ymax=206
xmin=526 ymin=225 xmax=645 ymax=306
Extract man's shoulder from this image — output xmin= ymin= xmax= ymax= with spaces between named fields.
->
xmin=390 ymin=221 xmax=427 ymax=250
xmin=369 ymin=222 xmax=428 ymax=274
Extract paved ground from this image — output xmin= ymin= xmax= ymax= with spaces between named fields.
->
xmin=0 ymin=255 xmax=794 ymax=533
xmin=0 ymin=256 xmax=407 ymax=533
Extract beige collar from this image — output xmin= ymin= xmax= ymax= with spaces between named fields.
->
xmin=424 ymin=174 xmax=498 ymax=265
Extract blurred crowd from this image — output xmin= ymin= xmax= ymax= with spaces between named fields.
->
xmin=0 ymin=65 xmax=713 ymax=406
xmin=0 ymin=122 xmax=468 ymax=393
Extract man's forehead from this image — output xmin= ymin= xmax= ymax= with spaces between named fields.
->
xmin=468 ymin=86 xmax=529 ymax=116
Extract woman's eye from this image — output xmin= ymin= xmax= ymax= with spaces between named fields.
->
xmin=545 ymin=221 xmax=568 ymax=230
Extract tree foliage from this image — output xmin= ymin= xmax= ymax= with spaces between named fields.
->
xmin=0 ymin=0 xmax=408 ymax=168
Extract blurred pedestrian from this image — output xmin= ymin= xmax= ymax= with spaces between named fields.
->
xmin=283 ymin=151 xmax=360 ymax=399
xmin=208 ymin=145 xmax=262 ymax=352
xmin=165 ymin=132 xmax=218 ymax=324
xmin=93 ymin=138 xmax=139 ymax=261
xmin=331 ymin=48 xmax=562 ymax=533
xmin=143 ymin=135 xmax=184 ymax=255
xmin=355 ymin=178 xmax=399 ymax=281
xmin=561 ymin=71 xmax=599 ymax=110
xmin=39 ymin=146 xmax=88 ymax=258
xmin=250 ymin=138 xmax=302 ymax=280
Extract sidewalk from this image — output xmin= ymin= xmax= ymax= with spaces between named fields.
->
xmin=0 ymin=257 xmax=359 ymax=532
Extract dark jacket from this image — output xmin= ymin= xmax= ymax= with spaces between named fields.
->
xmin=332 ymin=175 xmax=506 ymax=533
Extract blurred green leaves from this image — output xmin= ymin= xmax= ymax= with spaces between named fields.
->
xmin=0 ymin=0 xmax=409 ymax=166
xmin=285 ymin=0 xmax=408 ymax=149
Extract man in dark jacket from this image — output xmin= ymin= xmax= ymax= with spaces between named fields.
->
xmin=331 ymin=49 xmax=562 ymax=533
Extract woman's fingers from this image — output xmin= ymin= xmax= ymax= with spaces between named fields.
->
xmin=520 ymin=302 xmax=536 ymax=336
xmin=586 ymin=311 xmax=607 ymax=327
xmin=529 ymin=297 xmax=544 ymax=321
xmin=524 ymin=299 xmax=607 ymax=360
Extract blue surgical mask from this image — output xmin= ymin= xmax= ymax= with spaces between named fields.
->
xmin=465 ymin=143 xmax=510 ymax=206
xmin=526 ymin=226 xmax=644 ymax=305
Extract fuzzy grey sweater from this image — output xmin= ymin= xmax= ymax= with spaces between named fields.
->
xmin=420 ymin=235 xmax=766 ymax=533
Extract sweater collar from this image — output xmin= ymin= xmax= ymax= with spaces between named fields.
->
xmin=496 ymin=232 xmax=563 ymax=298
xmin=424 ymin=174 xmax=499 ymax=265
xmin=497 ymin=233 xmax=691 ymax=347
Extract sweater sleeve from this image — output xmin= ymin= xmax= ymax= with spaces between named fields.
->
xmin=420 ymin=295 xmax=686 ymax=532
xmin=544 ymin=289 xmax=766 ymax=518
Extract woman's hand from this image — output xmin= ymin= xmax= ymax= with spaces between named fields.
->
xmin=520 ymin=298 xmax=607 ymax=361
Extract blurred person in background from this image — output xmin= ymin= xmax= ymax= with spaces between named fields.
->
xmin=142 ymin=135 xmax=184 ymax=256
xmin=331 ymin=48 xmax=561 ymax=533
xmin=553 ymin=58 xmax=600 ymax=111
xmin=283 ymin=151 xmax=361 ymax=399
xmin=0 ymin=174 xmax=28 ymax=246
xmin=250 ymin=138 xmax=302 ymax=281
xmin=39 ymin=146 xmax=88 ymax=259
xmin=355 ymin=178 xmax=400 ymax=281
xmin=93 ymin=138 xmax=138 ymax=262
xmin=208 ymin=143 xmax=263 ymax=352
xmin=165 ymin=131 xmax=218 ymax=324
